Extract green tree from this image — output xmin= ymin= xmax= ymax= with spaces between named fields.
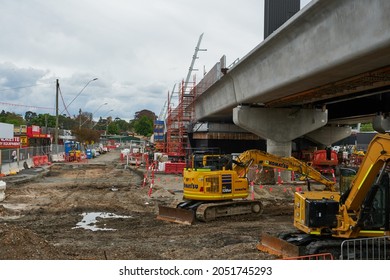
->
xmin=360 ymin=123 xmax=374 ymax=132
xmin=107 ymin=122 xmax=119 ymax=135
xmin=29 ymin=113 xmax=56 ymax=127
xmin=134 ymin=109 xmax=156 ymax=121
xmin=72 ymin=127 xmax=101 ymax=149
xmin=24 ymin=111 xmax=37 ymax=124
xmin=58 ymin=114 xmax=78 ymax=130
xmin=114 ymin=118 xmax=130 ymax=132
xmin=134 ymin=116 xmax=153 ymax=136
xmin=0 ymin=111 xmax=25 ymax=126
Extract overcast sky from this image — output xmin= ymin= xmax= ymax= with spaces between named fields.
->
xmin=0 ymin=0 xmax=311 ymax=122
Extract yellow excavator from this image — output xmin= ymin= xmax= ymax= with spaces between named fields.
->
xmin=258 ymin=132 xmax=390 ymax=259
xmin=157 ymin=149 xmax=335 ymax=225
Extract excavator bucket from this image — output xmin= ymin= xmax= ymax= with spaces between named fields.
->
xmin=257 ymin=233 xmax=300 ymax=258
xmin=157 ymin=205 xmax=195 ymax=225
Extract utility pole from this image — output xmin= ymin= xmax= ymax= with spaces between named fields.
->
xmin=55 ymin=79 xmax=59 ymax=149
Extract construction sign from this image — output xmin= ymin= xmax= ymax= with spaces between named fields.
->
xmin=0 ymin=137 xmax=20 ymax=149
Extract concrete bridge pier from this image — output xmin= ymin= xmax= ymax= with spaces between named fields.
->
xmin=233 ymin=106 xmax=328 ymax=182
xmin=373 ymin=114 xmax=390 ymax=133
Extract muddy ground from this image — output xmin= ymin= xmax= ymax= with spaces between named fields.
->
xmin=0 ymin=149 xmax=301 ymax=260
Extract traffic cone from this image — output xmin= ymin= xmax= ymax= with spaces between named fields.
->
xmin=250 ymin=181 xmax=255 ymax=200
xmin=277 ymin=169 xmax=282 ymax=184
xmin=331 ymin=168 xmax=336 ymax=183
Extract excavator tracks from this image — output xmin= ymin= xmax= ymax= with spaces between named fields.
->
xmin=196 ymin=200 xmax=264 ymax=222
xmin=157 ymin=200 xmax=263 ymax=225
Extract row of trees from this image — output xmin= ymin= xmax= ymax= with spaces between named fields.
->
xmin=0 ymin=109 xmax=157 ymax=138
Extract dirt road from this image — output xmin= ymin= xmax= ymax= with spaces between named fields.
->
xmin=0 ymin=149 xmax=297 ymax=260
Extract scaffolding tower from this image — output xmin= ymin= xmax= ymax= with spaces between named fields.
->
xmin=156 ymin=33 xmax=205 ymax=159
xmin=165 ymin=79 xmax=196 ymax=160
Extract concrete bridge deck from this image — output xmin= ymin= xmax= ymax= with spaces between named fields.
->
xmin=194 ymin=0 xmax=390 ymax=123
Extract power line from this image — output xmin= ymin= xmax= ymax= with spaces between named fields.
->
xmin=0 ymin=101 xmax=54 ymax=111
xmin=0 ymin=83 xmax=50 ymax=92
xmin=0 ymin=83 xmax=54 ymax=112
xmin=58 ymin=85 xmax=71 ymax=117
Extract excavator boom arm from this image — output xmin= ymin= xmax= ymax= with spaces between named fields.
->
xmin=233 ymin=149 xmax=335 ymax=190
xmin=344 ymin=133 xmax=390 ymax=211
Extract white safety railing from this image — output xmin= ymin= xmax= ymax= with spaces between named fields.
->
xmin=341 ymin=236 xmax=390 ymax=260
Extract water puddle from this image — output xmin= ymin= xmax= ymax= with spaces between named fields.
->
xmin=73 ymin=212 xmax=132 ymax=231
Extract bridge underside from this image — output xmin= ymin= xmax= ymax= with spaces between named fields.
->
xmin=189 ymin=0 xmax=390 ymax=168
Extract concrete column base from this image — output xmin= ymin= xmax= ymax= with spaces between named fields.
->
xmin=267 ymin=140 xmax=292 ymax=183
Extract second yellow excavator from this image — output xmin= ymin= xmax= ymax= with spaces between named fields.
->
xmin=258 ymin=132 xmax=390 ymax=259
xmin=157 ymin=149 xmax=335 ymax=225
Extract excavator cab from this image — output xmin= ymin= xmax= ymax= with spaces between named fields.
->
xmin=356 ymin=163 xmax=390 ymax=231
xmin=191 ymin=152 xmax=232 ymax=171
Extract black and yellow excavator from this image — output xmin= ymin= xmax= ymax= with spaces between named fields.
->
xmin=258 ymin=132 xmax=390 ymax=258
xmin=157 ymin=149 xmax=335 ymax=225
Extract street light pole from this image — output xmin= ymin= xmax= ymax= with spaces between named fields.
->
xmin=91 ymin=109 xmax=113 ymax=129
xmin=55 ymin=79 xmax=59 ymax=151
xmin=60 ymin=77 xmax=98 ymax=115
xmin=79 ymin=102 xmax=108 ymax=128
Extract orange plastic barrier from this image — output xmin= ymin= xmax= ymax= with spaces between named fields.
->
xmin=42 ymin=155 xmax=50 ymax=165
xmin=39 ymin=156 xmax=44 ymax=165
xmin=32 ymin=155 xmax=52 ymax=167
xmin=33 ymin=156 xmax=40 ymax=167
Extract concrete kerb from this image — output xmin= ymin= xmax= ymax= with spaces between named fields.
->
xmin=0 ymin=180 xmax=5 ymax=201
xmin=1 ymin=163 xmax=11 ymax=176
xmin=1 ymin=164 xmax=50 ymax=185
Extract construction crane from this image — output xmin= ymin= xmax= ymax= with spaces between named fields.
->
xmin=183 ymin=33 xmax=207 ymax=93
xmin=158 ymin=84 xmax=176 ymax=121
xmin=158 ymin=33 xmax=206 ymax=122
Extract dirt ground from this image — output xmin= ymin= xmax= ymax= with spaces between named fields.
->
xmin=0 ymin=149 xmax=300 ymax=260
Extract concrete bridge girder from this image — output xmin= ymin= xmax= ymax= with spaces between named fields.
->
xmin=305 ymin=126 xmax=352 ymax=147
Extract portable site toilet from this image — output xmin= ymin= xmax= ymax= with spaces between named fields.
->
xmin=86 ymin=149 xmax=92 ymax=159
xmin=64 ymin=141 xmax=80 ymax=155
